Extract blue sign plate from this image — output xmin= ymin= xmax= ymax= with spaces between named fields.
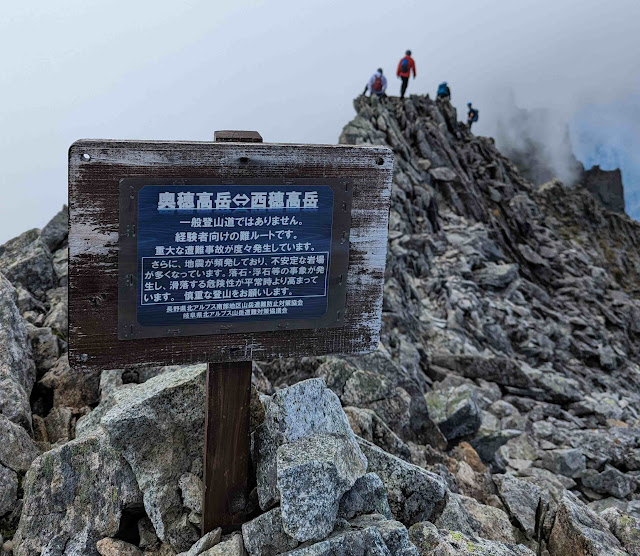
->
xmin=118 ymin=179 xmax=352 ymax=339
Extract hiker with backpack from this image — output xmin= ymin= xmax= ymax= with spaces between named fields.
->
xmin=396 ymin=50 xmax=416 ymax=99
xmin=363 ymin=68 xmax=388 ymax=98
xmin=437 ymin=82 xmax=451 ymax=100
xmin=467 ymin=102 xmax=479 ymax=130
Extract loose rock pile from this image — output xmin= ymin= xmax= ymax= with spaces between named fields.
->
xmin=0 ymin=94 xmax=639 ymax=555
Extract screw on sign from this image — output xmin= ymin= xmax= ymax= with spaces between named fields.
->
xmin=68 ymin=130 xmax=394 ymax=533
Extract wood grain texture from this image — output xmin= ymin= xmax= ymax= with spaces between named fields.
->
xmin=68 ymin=140 xmax=393 ymax=370
xmin=202 ymin=361 xmax=252 ymax=533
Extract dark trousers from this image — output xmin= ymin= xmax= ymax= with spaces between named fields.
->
xmin=400 ymin=76 xmax=409 ymax=98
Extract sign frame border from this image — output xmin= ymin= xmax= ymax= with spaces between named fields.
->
xmin=68 ymin=139 xmax=394 ymax=370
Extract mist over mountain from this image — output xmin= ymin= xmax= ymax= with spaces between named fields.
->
xmin=494 ymin=94 xmax=629 ymax=216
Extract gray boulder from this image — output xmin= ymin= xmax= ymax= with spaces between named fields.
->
xmin=39 ymin=354 xmax=101 ymax=411
xmin=254 ymin=378 xmax=366 ymax=515
xmin=178 ymin=473 xmax=203 ymax=515
xmin=0 ymin=229 xmax=56 ymax=294
xmin=409 ymin=523 xmax=534 ymax=556
xmin=27 ymin=325 xmax=59 ymax=375
xmin=358 ymin=438 xmax=448 ymax=525
xmin=266 ymin=378 xmax=357 ymax=445
xmin=459 ymin=495 xmax=517 ymax=544
xmin=281 ymin=514 xmax=417 ymax=556
xmin=549 ymin=491 xmax=626 ymax=556
xmin=96 ymin=538 xmax=142 ymax=556
xmin=74 ymin=366 xmax=206 ymax=552
xmin=434 ymin=493 xmax=480 ymax=538
xmin=473 ymin=263 xmax=519 ymax=289
xmin=601 ymin=508 xmax=640 ymax=555
xmin=253 ymin=424 xmax=280 ymax=511
xmin=95 ymin=366 xmax=206 ymax=551
xmin=338 ymin=473 xmax=392 ymax=520
xmin=435 ymin=493 xmax=516 ymax=544
xmin=0 ymin=414 xmax=40 ymax=473
xmin=540 ymin=448 xmax=586 ymax=478
xmin=44 ymin=286 xmax=68 ymax=340
xmin=40 ymin=206 xmax=68 ymax=252
xmin=13 ymin=432 xmax=142 ymax=556
xmin=202 ymin=532 xmax=245 ymax=555
xmin=0 ymin=274 xmax=36 ymax=429
xmin=581 ymin=465 xmax=633 ymax=499
xmin=345 ymin=351 xmax=443 ymax=448
xmin=429 ymin=354 xmax=532 ymax=390
xmin=493 ymin=474 xmax=543 ymax=537
xmin=350 ymin=514 xmax=419 ymax=555
xmin=52 ymin=247 xmax=68 ymax=287
xmin=277 ymin=434 xmax=367 ymax=542
xmin=177 ymin=528 xmax=222 ymax=556
xmin=241 ymin=507 xmax=299 ymax=556
xmin=425 ymin=384 xmax=481 ymax=443
xmin=344 ymin=406 xmax=411 ymax=461
xmin=0 ymin=464 xmax=17 ymax=516
xmin=430 ymin=167 xmax=458 ymax=182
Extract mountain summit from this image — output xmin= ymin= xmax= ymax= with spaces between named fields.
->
xmin=1 ymin=95 xmax=640 ymax=555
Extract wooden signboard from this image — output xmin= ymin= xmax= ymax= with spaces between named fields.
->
xmin=68 ymin=134 xmax=394 ymax=531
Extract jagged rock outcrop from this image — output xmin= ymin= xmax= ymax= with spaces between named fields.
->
xmin=1 ymin=96 xmax=640 ymax=555
xmin=582 ymin=165 xmax=625 ymax=214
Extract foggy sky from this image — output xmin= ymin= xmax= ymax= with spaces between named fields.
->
xmin=1 ymin=0 xmax=640 ymax=242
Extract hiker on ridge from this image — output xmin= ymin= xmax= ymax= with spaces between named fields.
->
xmin=363 ymin=68 xmax=387 ymax=98
xmin=396 ymin=50 xmax=416 ymax=99
xmin=467 ymin=102 xmax=479 ymax=130
xmin=437 ymin=82 xmax=451 ymax=100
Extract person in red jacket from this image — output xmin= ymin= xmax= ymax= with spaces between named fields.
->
xmin=397 ymin=50 xmax=416 ymax=99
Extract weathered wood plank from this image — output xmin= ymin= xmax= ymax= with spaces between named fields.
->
xmin=68 ymin=140 xmax=393 ymax=370
xmin=202 ymin=360 xmax=252 ymax=533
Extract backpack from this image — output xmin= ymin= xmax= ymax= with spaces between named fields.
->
xmin=372 ymin=75 xmax=383 ymax=92
xmin=400 ymin=58 xmax=410 ymax=73
xmin=470 ymin=108 xmax=479 ymax=122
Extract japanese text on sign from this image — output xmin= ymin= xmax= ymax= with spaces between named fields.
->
xmin=136 ymin=185 xmax=334 ymax=326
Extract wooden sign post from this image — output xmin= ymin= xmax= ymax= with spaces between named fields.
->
xmin=68 ymin=133 xmax=394 ymax=533
xmin=202 ymin=131 xmax=262 ymax=532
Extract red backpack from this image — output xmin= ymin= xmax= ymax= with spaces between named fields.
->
xmin=372 ymin=75 xmax=383 ymax=92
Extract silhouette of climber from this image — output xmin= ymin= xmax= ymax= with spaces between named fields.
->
xmin=363 ymin=68 xmax=388 ymax=98
xmin=467 ymin=102 xmax=479 ymax=130
xmin=437 ymin=82 xmax=451 ymax=100
xmin=396 ymin=50 xmax=416 ymax=99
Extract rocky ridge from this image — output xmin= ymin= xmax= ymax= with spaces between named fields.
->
xmin=0 ymin=94 xmax=638 ymax=554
